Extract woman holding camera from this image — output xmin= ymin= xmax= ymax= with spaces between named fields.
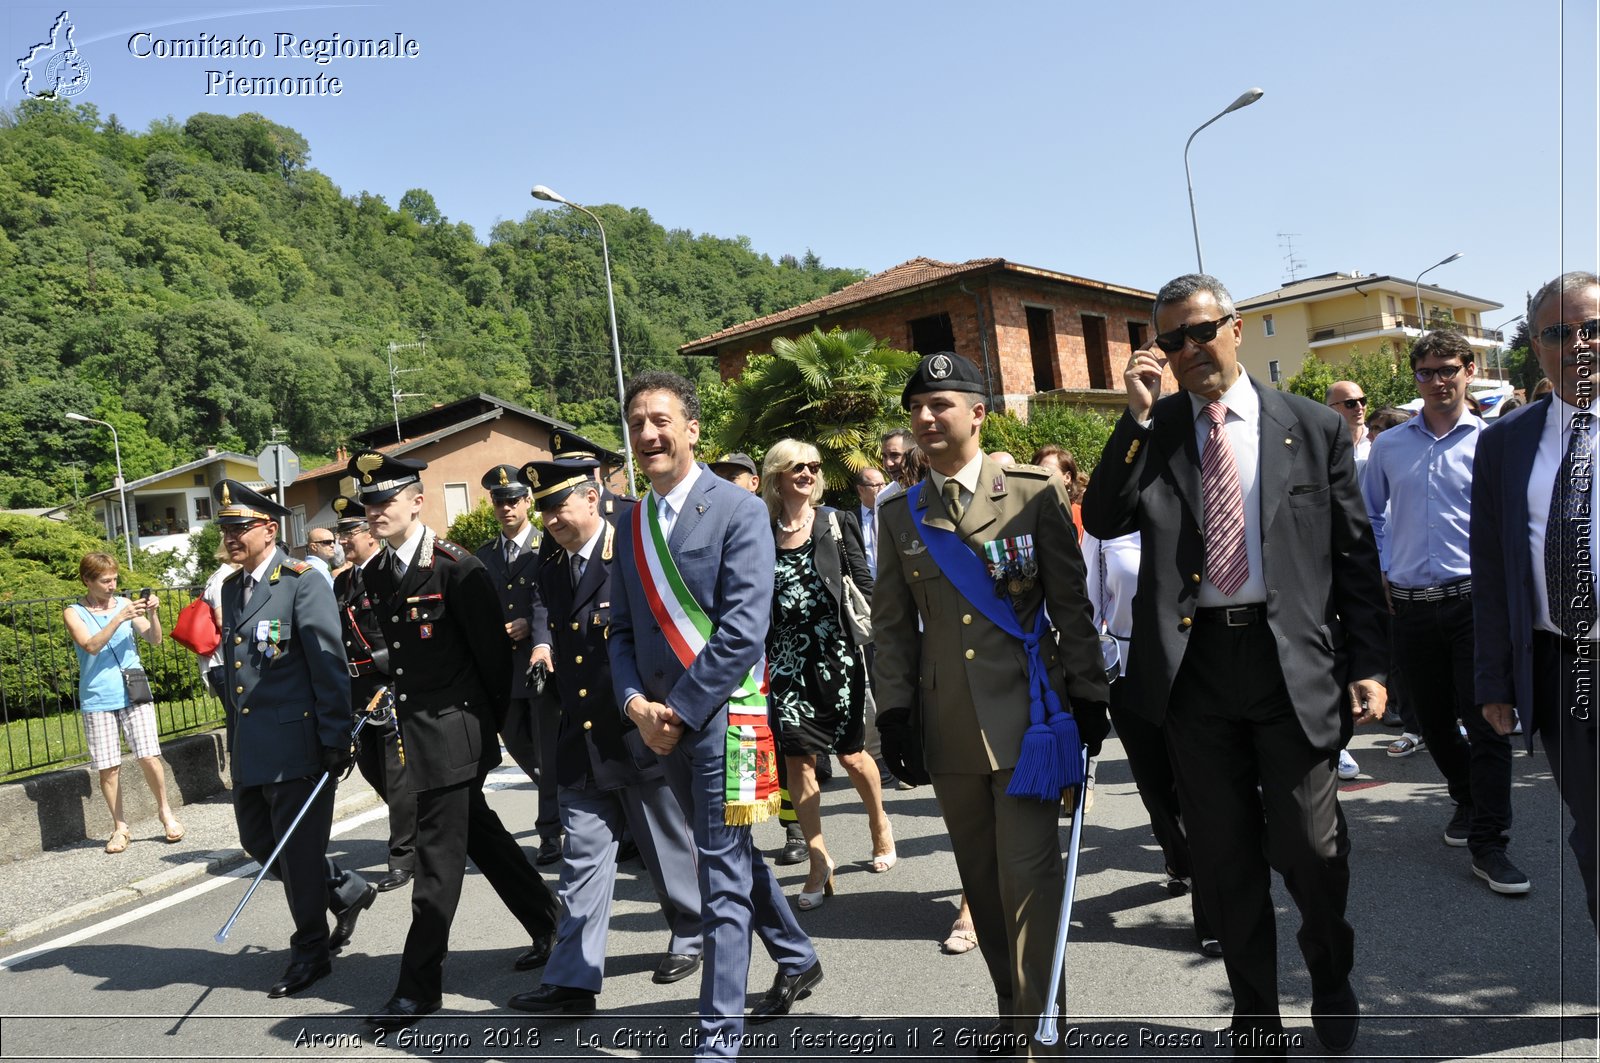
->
xmin=64 ymin=551 xmax=183 ymax=853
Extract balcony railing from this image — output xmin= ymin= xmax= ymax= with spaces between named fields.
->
xmin=1306 ymin=315 xmax=1504 ymax=344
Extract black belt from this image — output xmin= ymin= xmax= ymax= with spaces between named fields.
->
xmin=1390 ymin=578 xmax=1471 ymax=602
xmin=1194 ymin=604 xmax=1267 ymax=627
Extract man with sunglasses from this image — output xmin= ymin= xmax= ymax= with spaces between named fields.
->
xmin=1083 ymin=274 xmax=1388 ymax=1058
xmin=1363 ymin=331 xmax=1525 ymax=896
xmin=1473 ymin=271 xmax=1600 ymax=928
xmin=306 ymin=527 xmax=345 ymax=580
xmin=1325 ymin=383 xmax=1371 ymax=469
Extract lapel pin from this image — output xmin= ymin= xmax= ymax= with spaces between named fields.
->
xmin=696 ymin=503 xmax=707 ymax=515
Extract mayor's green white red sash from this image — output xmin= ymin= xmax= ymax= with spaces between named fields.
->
xmin=632 ymin=496 xmax=779 ymax=825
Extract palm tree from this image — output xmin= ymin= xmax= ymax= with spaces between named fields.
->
xmin=722 ymin=328 xmax=918 ymax=488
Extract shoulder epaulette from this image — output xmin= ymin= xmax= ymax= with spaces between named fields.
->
xmin=1002 ymin=463 xmax=1053 ymax=480
xmin=282 ymin=559 xmax=312 ymax=574
xmin=432 ymin=540 xmax=468 ymax=561
xmin=881 ymin=490 xmax=910 ymax=508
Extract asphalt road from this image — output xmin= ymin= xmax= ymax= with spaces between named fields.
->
xmin=0 ymin=728 xmax=1595 ymax=1062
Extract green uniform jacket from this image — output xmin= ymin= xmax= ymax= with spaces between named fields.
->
xmin=872 ymin=458 xmax=1107 ymax=774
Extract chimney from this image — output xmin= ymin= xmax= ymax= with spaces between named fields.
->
xmin=205 ymin=446 xmax=217 ymax=457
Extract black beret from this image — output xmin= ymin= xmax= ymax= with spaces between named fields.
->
xmin=901 ymin=351 xmax=986 ymax=409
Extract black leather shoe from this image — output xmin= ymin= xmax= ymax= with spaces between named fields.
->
xmin=365 ymin=995 xmax=442 ymax=1030
xmin=535 ymin=836 xmax=563 ymax=866
xmin=747 ymin=959 xmax=822 ymax=1024
xmin=776 ymin=832 xmax=808 ymax=866
xmin=1199 ymin=938 xmax=1224 ymax=958
xmin=328 ymin=882 xmax=377 ymax=952
xmin=513 ymin=934 xmax=555 ymax=971
xmin=267 ymin=958 xmax=330 ymax=998
xmin=508 ymin=983 xmax=597 ymax=1014
xmin=653 ymin=952 xmax=701 ymax=985
xmin=374 ymin=868 xmax=413 ymax=892
xmin=1311 ymin=981 xmax=1360 ymax=1053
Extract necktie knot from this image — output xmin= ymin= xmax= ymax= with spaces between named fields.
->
xmin=1205 ymin=400 xmax=1228 ymax=426
xmin=942 ymin=479 xmax=965 ymax=524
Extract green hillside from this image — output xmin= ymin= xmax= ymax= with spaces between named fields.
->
xmin=0 ymin=99 xmax=862 ymax=508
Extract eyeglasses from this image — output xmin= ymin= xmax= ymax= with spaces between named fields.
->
xmin=1534 ymin=319 xmax=1599 ymax=347
xmin=220 ymin=522 xmax=266 ymax=539
xmin=1328 ymin=397 xmax=1367 ymax=410
xmin=789 ymin=462 xmax=823 ymax=475
xmin=1413 ymin=364 xmax=1465 ymax=383
xmin=1154 ymin=314 xmax=1235 ymax=353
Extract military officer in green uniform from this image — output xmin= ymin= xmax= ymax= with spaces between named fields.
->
xmin=872 ymin=353 xmax=1108 ymax=1058
xmin=213 ymin=479 xmax=375 ymax=1000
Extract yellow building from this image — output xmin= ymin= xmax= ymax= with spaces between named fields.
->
xmin=1235 ymin=272 xmax=1504 ymax=385
xmin=47 ymin=450 xmax=263 ymax=556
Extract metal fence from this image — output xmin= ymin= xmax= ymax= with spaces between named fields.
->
xmin=0 ymin=588 xmax=224 ymax=778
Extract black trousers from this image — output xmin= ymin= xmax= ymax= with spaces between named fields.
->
xmin=353 ymin=690 xmax=416 ymax=873
xmin=233 ymin=776 xmax=367 ymax=964
xmin=1106 ymin=678 xmax=1212 ymax=941
xmin=1162 ymin=622 xmax=1353 ymax=1029
xmin=1392 ymin=596 xmax=1514 ymax=855
xmin=395 ymin=774 xmax=560 ymax=1001
xmin=1533 ymin=631 xmax=1599 ymax=928
xmin=503 ymin=692 xmax=563 ymax=842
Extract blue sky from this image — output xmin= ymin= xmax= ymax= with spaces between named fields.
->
xmin=5 ymin=0 xmax=1595 ymax=336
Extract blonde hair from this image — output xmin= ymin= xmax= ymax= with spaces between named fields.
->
xmin=760 ymin=438 xmax=824 ymax=520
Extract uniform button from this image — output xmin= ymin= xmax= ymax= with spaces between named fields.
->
xmin=583 ymin=720 xmax=593 ymax=731
xmin=392 ymin=615 xmax=400 ymax=623
xmin=235 ymin=685 xmax=244 ymax=694
xmin=912 ymin=569 xmax=920 ymax=578
xmin=303 ymin=711 xmax=310 ymax=718
xmin=233 ymin=636 xmax=243 ymax=645
xmin=574 ymin=655 xmax=584 ymax=665
xmin=571 ymin=622 xmax=580 ymax=631
xmin=964 ymin=649 xmax=975 ymax=660
xmin=1180 ymin=617 xmax=1192 ymax=628
xmin=579 ymin=688 xmax=588 ymax=698
xmin=399 ymin=694 xmax=408 ymax=703
xmin=392 ymin=641 xmax=401 ymax=649
xmin=395 ymin=668 xmax=404 ymax=676
xmin=241 ymin=706 xmax=250 ymax=715
xmin=1191 ymin=573 xmax=1201 ymax=584
xmin=507 ymin=603 xmax=514 ymax=610
xmin=234 ymin=661 xmax=242 ymax=669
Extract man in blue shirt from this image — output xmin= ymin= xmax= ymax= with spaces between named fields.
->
xmin=1363 ymin=330 xmax=1524 ymax=895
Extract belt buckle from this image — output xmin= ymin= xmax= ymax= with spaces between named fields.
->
xmin=348 ymin=662 xmax=361 ymax=678
xmin=1224 ymin=606 xmax=1253 ymax=627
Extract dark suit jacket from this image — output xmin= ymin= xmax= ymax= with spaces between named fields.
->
xmin=1472 ymin=396 xmax=1553 ymax=739
xmin=612 ymin=465 xmax=774 ymax=732
xmin=363 ymin=528 xmax=512 ymax=790
xmin=814 ymin=505 xmax=873 ymax=620
xmin=1081 ymin=380 xmax=1387 ymax=751
xmin=219 ymin=549 xmax=351 ymax=786
xmin=475 ymin=535 xmax=544 ymax=699
xmin=532 ymin=518 xmax=664 ymax=791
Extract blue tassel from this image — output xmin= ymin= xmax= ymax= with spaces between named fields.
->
xmin=1007 ymin=721 xmax=1064 ymax=801
xmin=1050 ymin=711 xmax=1084 ymax=790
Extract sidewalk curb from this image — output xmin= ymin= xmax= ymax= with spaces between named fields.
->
xmin=2 ymin=788 xmax=382 ymax=945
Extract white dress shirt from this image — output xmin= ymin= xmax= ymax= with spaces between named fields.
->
xmin=391 ymin=522 xmax=426 ymax=573
xmin=1530 ymin=394 xmax=1600 ymax=638
xmin=650 ymin=462 xmax=703 ymax=542
xmin=1190 ymin=372 xmax=1268 ymax=606
xmin=859 ymin=502 xmax=878 ymax=575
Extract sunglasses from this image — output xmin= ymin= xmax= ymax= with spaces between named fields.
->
xmin=309 ymin=538 xmax=336 ymax=546
xmin=1154 ymin=314 xmax=1235 ymax=353
xmin=1413 ymin=364 xmax=1465 ymax=383
xmin=789 ymin=462 xmax=823 ymax=474
xmin=1535 ymin=319 xmax=1599 ymax=347
xmin=220 ymin=522 xmax=267 ymax=538
xmin=1328 ymin=397 xmax=1367 ymax=410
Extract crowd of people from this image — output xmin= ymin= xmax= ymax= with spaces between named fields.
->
xmin=65 ymin=269 xmax=1596 ymax=1061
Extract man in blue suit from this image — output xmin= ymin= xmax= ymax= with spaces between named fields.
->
xmin=610 ymin=371 xmax=820 ymax=1059
xmin=1474 ymin=270 xmax=1600 ymax=928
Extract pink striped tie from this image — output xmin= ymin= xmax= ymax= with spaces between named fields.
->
xmin=1201 ymin=401 xmax=1248 ymax=597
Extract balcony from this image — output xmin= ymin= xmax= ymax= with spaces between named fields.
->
xmin=1306 ymin=315 xmax=1504 ymax=345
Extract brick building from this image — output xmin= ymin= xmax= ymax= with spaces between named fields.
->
xmin=680 ymin=257 xmax=1158 ymax=415
xmin=286 ymin=394 xmax=623 ymax=539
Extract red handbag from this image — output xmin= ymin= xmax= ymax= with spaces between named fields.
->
xmin=172 ymin=595 xmax=221 ymax=656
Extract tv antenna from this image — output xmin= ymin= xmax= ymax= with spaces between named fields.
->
xmin=1278 ymin=233 xmax=1306 ymax=284
xmin=387 ymin=338 xmax=427 ymax=443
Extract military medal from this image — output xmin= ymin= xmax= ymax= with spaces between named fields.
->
xmin=984 ymin=535 xmax=1038 ymax=596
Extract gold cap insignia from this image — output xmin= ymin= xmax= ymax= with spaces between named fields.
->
xmin=355 ymin=452 xmax=384 ymax=485
xmin=220 ymin=483 xmax=232 ymax=506
xmin=333 ymin=497 xmax=348 ymax=515
xmin=524 ymin=465 xmax=540 ymax=489
xmin=552 ymin=432 xmax=562 ymax=450
xmin=497 ymin=466 xmax=509 ymax=486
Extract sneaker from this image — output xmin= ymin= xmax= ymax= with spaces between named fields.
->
xmin=1471 ymin=850 xmax=1532 ymax=895
xmin=1336 ymin=749 xmax=1360 ymax=780
xmin=1443 ymin=804 xmax=1472 ymax=847
xmin=1387 ymin=733 xmax=1425 ymax=758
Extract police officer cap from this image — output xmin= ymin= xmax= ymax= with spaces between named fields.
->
xmin=901 ymin=351 xmax=986 ymax=410
xmin=480 ymin=464 xmax=530 ymax=503
xmin=347 ymin=449 xmax=427 ymax=503
xmin=213 ymin=479 xmax=291 ymax=525
xmin=518 ymin=460 xmax=597 ymax=512
xmin=547 ymin=429 xmax=601 ymax=470
xmin=331 ymin=495 xmax=366 ymax=530
xmin=709 ymin=452 xmax=759 ymax=478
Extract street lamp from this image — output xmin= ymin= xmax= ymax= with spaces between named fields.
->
xmin=1413 ymin=251 xmax=1464 ymax=334
xmin=65 ymin=412 xmax=133 ymax=569
xmin=531 ymin=184 xmax=636 ymax=494
xmin=1489 ymin=313 xmax=1524 ymax=378
xmin=1184 ymin=87 xmax=1264 ymax=273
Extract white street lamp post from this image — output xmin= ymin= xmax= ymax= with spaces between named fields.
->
xmin=531 ymin=184 xmax=636 ymax=494
xmin=1413 ymin=251 xmax=1464 ymax=335
xmin=1184 ymin=88 xmax=1264 ymax=273
xmin=66 ymin=412 xmax=133 ymax=569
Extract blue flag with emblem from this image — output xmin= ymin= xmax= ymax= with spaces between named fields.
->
xmin=907 ymin=483 xmax=1082 ymax=801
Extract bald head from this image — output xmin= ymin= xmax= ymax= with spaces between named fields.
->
xmin=1325 ymin=380 xmax=1368 ymax=440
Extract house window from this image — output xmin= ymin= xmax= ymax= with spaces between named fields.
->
xmin=195 ymin=497 xmax=212 ymax=521
xmin=193 ymin=473 xmax=205 ymax=486
xmin=907 ymin=313 xmax=956 ymax=355
xmin=1127 ymin=322 xmax=1148 ymax=351
xmin=289 ymin=506 xmax=307 ymax=546
xmin=444 ymin=482 xmax=470 ymax=525
xmin=1269 ymin=359 xmax=1281 ymax=383
xmin=1263 ymin=314 xmax=1275 ymax=337
xmin=1387 ymin=295 xmax=1398 ymax=319
xmin=1026 ymin=307 xmax=1058 ymax=392
xmin=1080 ymin=314 xmax=1110 ymax=389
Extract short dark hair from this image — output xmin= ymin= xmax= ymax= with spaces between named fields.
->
xmin=1408 ymin=329 xmax=1475 ymax=369
xmin=1366 ymin=407 xmax=1411 ymax=433
xmin=880 ymin=428 xmax=912 ymax=450
xmin=624 ymin=370 xmax=699 ymax=422
xmin=79 ymin=551 xmax=118 ymax=583
xmin=1152 ymin=273 xmax=1235 ymax=328
xmin=1528 ymin=271 xmax=1600 ymax=329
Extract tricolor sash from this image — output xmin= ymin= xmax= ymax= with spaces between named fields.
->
xmin=908 ymin=483 xmax=1082 ymax=800
xmin=632 ymin=497 xmax=780 ymax=825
